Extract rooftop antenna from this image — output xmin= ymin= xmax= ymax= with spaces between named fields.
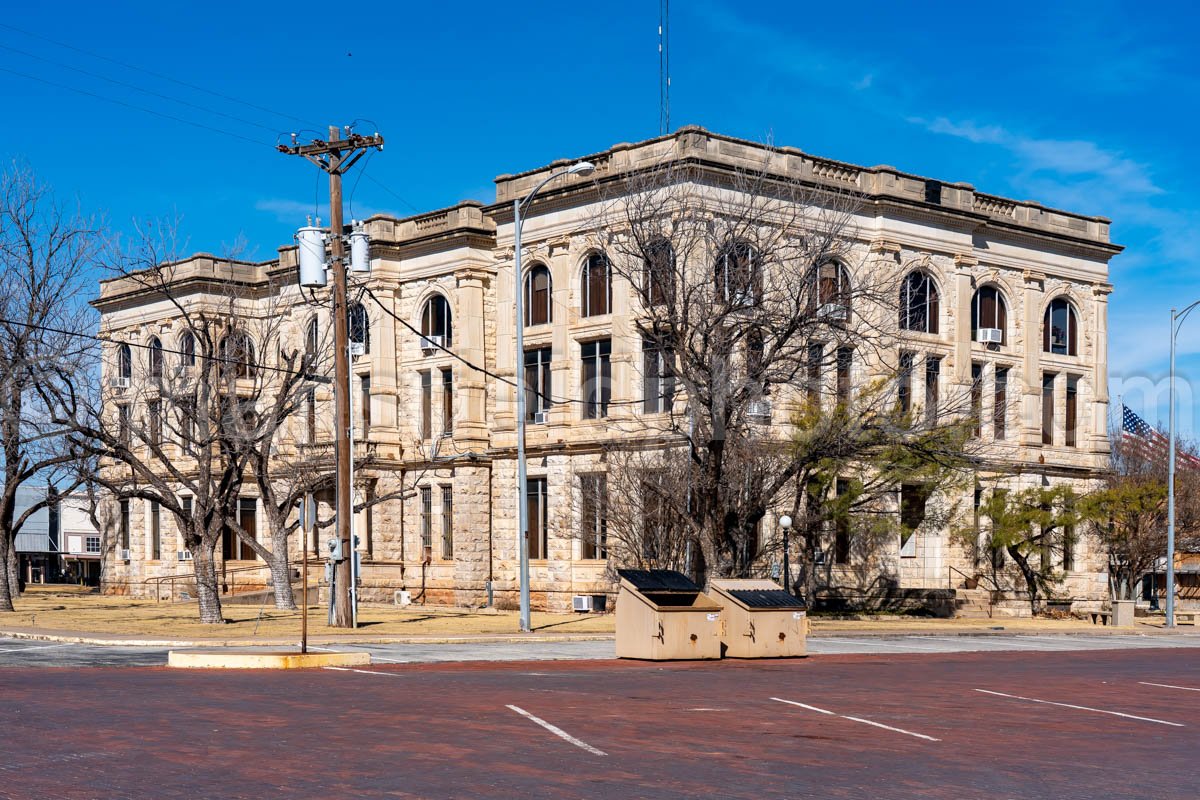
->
xmin=659 ymin=0 xmax=670 ymax=135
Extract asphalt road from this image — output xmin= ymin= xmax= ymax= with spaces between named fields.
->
xmin=2 ymin=647 xmax=1199 ymax=799
xmin=4 ymin=631 xmax=1200 ymax=667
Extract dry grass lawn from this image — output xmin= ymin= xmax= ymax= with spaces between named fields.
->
xmin=2 ymin=585 xmax=615 ymax=640
xmin=1 ymin=586 xmax=1164 ymax=641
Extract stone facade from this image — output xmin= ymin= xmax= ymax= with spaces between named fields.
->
xmin=93 ymin=128 xmax=1120 ymax=611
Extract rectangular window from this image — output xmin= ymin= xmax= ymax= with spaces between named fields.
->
xmin=85 ymin=536 xmax=101 ymax=554
xmin=149 ymin=501 xmax=161 ymax=560
xmin=898 ymin=352 xmax=914 ymax=414
xmin=181 ymin=495 xmax=193 ymax=550
xmin=971 ymin=363 xmax=983 ymax=438
xmin=440 ymin=368 xmax=453 ymax=436
xmin=994 ymin=368 xmax=1008 ymax=440
xmin=420 ymin=487 xmax=432 ymax=551
xmin=643 ymin=341 xmax=675 ymax=414
xmin=1042 ymin=373 xmax=1056 ymax=445
xmin=118 ymin=405 xmax=131 ymax=447
xmin=420 ymin=371 xmax=432 ymax=440
xmin=148 ymin=400 xmax=161 ymax=447
xmin=238 ymin=498 xmax=257 ymax=560
xmin=1065 ymin=376 xmax=1078 ymax=448
xmin=581 ymin=339 xmax=612 ymax=420
xmin=440 ymin=485 xmax=453 ymax=560
xmin=835 ymin=347 xmax=852 ymax=405
xmin=806 ymin=343 xmax=823 ymax=405
xmin=119 ymin=499 xmax=130 ymax=550
xmin=306 ymin=389 xmax=317 ymax=444
xmin=900 ymin=484 xmax=929 ymax=558
xmin=1063 ymin=524 xmax=1076 ymax=572
xmin=925 ymin=356 xmax=941 ymax=422
xmin=580 ymin=474 xmax=608 ymax=560
xmin=524 ymin=347 xmax=553 ymax=421
xmin=360 ymin=375 xmax=371 ymax=432
xmin=990 ymin=488 xmax=1008 ymax=569
xmin=834 ymin=478 xmax=851 ymax=565
xmin=526 ymin=477 xmax=548 ymax=560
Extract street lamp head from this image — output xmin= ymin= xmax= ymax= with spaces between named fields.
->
xmin=779 ymin=515 xmax=792 ymax=530
xmin=567 ymin=161 xmax=595 ymax=176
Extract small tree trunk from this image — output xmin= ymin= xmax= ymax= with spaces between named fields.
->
xmin=192 ymin=544 xmax=224 ymax=624
xmin=1007 ymin=545 xmax=1041 ymax=615
xmin=269 ymin=527 xmax=296 ymax=610
xmin=5 ymin=544 xmax=17 ymax=599
xmin=0 ymin=535 xmax=13 ymax=611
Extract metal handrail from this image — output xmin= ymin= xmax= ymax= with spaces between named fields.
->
xmin=143 ymin=558 xmax=314 ymax=602
xmin=947 ymin=565 xmax=997 ymax=593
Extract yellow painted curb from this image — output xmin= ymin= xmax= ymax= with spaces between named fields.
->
xmin=167 ymin=650 xmax=371 ymax=669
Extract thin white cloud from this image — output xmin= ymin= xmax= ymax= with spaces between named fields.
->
xmin=914 ymin=117 xmax=1161 ymax=197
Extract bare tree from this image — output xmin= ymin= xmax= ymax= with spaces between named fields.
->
xmin=0 ymin=163 xmax=101 ymax=611
xmin=581 ymin=154 xmax=975 ymax=587
xmin=44 ymin=224 xmax=320 ymax=623
xmin=1081 ymin=435 xmax=1200 ymax=601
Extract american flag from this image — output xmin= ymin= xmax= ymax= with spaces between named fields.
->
xmin=1122 ymin=404 xmax=1200 ymax=469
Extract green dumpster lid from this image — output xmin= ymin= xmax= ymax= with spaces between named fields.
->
xmin=617 ymin=569 xmax=701 ymax=592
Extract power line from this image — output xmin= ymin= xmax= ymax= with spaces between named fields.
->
xmin=0 ymin=315 xmax=317 ymax=378
xmin=361 ymin=286 xmax=644 ymax=408
xmin=0 ymin=65 xmax=271 ymax=148
xmin=0 ymin=41 xmax=287 ymax=136
xmin=363 ymin=173 xmax=422 ymax=214
xmin=0 ymin=20 xmax=322 ymax=130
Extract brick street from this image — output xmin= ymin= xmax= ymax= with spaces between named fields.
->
xmin=2 ymin=647 xmax=1198 ymax=799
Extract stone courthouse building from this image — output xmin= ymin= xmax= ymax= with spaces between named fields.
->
xmin=94 ymin=127 xmax=1120 ymax=611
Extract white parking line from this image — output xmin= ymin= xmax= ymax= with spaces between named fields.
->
xmin=771 ymin=697 xmax=940 ymax=742
xmin=0 ymin=643 xmax=70 ymax=653
xmin=1139 ymin=681 xmax=1200 ymax=693
xmin=975 ymin=689 xmax=1185 ymax=727
xmin=506 ymin=704 xmax=607 ymax=756
xmin=322 ymin=666 xmax=404 ymax=676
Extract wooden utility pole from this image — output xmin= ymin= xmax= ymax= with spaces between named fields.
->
xmin=279 ymin=126 xmax=383 ymax=627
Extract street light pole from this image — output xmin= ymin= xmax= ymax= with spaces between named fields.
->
xmin=1167 ymin=299 xmax=1200 ymax=628
xmin=513 ymin=161 xmax=594 ymax=633
xmin=779 ymin=515 xmax=793 ymax=596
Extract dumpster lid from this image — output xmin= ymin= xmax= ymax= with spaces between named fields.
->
xmin=617 ymin=569 xmax=701 ymax=592
xmin=709 ymin=578 xmax=806 ymax=609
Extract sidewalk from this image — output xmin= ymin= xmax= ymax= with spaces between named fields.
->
xmin=0 ymin=615 xmax=1185 ymax=649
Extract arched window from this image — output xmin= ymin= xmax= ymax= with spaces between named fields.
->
xmin=899 ymin=272 xmax=939 ymax=334
xmin=116 ymin=343 xmax=131 ymax=382
xmin=715 ymin=239 xmax=760 ymax=306
xmin=580 ymin=253 xmax=612 ymax=317
xmin=305 ymin=317 xmax=319 ymax=357
xmin=643 ymin=237 xmax=675 ymax=306
xmin=148 ymin=337 xmax=163 ymax=379
xmin=971 ymin=286 xmax=1008 ymax=346
xmin=813 ymin=261 xmax=851 ymax=321
xmin=420 ymin=295 xmax=451 ymax=346
xmin=1044 ymin=297 xmax=1078 ymax=356
xmin=219 ymin=332 xmax=255 ymax=379
xmin=178 ymin=332 xmax=195 ymax=369
xmin=524 ymin=264 xmax=552 ymax=327
xmin=349 ymin=303 xmax=371 ymax=354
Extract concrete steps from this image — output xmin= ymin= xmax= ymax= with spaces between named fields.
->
xmin=953 ymin=587 xmax=994 ymax=619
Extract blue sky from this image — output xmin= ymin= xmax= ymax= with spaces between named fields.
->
xmin=2 ymin=0 xmax=1197 ymax=432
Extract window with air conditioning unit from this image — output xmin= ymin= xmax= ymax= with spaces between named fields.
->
xmin=118 ymin=549 xmax=132 ymax=562
xmin=532 ymin=410 xmax=550 ymax=425
xmin=818 ymin=303 xmax=849 ymax=322
xmin=976 ymin=327 xmax=1003 ymax=345
xmin=747 ymin=399 xmax=772 ymax=420
xmin=109 ymin=376 xmax=130 ymax=389
xmin=177 ymin=550 xmax=193 ymax=561
xmin=572 ymin=594 xmax=593 ymax=612
xmin=420 ymin=334 xmax=444 ymax=352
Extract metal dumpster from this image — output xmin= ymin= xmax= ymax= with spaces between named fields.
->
xmin=615 ymin=569 xmax=723 ymax=660
xmin=709 ymin=578 xmax=807 ymax=658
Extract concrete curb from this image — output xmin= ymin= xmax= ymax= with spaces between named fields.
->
xmin=168 ymin=650 xmax=371 ymax=669
xmin=0 ymin=629 xmax=617 ymax=648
